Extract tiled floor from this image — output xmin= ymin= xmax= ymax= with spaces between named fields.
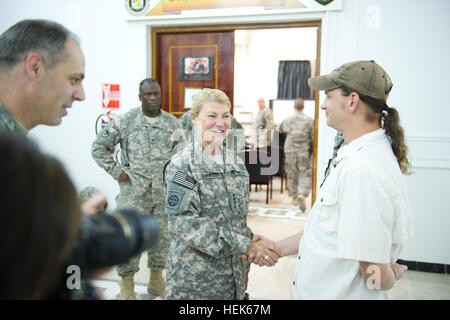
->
xmin=99 ymin=177 xmax=450 ymax=300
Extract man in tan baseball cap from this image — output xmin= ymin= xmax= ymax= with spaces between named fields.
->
xmin=313 ymin=60 xmax=395 ymax=186
xmin=308 ymin=60 xmax=393 ymax=103
xmin=247 ymin=60 xmax=413 ymax=299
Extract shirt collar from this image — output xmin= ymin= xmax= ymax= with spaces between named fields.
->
xmin=336 ymin=128 xmax=385 ymax=161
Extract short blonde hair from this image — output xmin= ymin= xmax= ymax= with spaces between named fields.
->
xmin=191 ymin=88 xmax=231 ymax=119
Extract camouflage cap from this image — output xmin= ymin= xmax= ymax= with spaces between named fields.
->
xmin=308 ymin=60 xmax=393 ymax=102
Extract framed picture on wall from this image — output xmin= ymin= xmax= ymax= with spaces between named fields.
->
xmin=184 ymin=88 xmax=202 ymax=109
xmin=178 ymin=56 xmax=213 ymax=81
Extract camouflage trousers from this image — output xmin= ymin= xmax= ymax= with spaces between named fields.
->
xmin=285 ymin=151 xmax=312 ymax=198
xmin=116 ymin=181 xmax=170 ymax=277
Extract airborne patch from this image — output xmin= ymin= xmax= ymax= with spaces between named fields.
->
xmin=165 ymin=189 xmax=184 ymax=210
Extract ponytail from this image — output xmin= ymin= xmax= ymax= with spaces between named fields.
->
xmin=338 ymin=86 xmax=412 ymax=175
xmin=382 ymin=106 xmax=412 ymax=175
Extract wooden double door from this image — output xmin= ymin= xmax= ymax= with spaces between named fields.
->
xmin=153 ymin=30 xmax=235 ymax=117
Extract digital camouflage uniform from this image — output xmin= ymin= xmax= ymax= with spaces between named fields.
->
xmin=0 ymin=103 xmax=27 ymax=136
xmin=279 ymin=112 xmax=314 ymax=198
xmin=253 ymin=107 xmax=272 ymax=147
xmin=164 ymin=138 xmax=253 ymax=300
xmin=91 ymin=107 xmax=185 ymax=276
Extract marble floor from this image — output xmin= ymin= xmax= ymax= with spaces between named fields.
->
xmin=98 ymin=177 xmax=450 ymax=300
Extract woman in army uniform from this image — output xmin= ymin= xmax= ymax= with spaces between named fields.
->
xmin=164 ymin=88 xmax=280 ymax=300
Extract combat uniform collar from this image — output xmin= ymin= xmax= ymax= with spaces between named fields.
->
xmin=138 ymin=108 xmax=173 ymax=127
xmin=0 ymin=103 xmax=27 ymax=136
xmin=189 ymin=136 xmax=244 ymax=174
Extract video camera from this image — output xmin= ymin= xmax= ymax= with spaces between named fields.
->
xmin=61 ymin=207 xmax=159 ymax=299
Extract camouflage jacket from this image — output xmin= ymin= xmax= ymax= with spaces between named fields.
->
xmin=254 ymin=107 xmax=272 ymax=130
xmin=0 ymin=103 xmax=27 ymax=136
xmin=91 ymin=108 xmax=184 ymax=197
xmin=279 ymin=112 xmax=314 ymax=153
xmin=164 ymin=138 xmax=252 ymax=299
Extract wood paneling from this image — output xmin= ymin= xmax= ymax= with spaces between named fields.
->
xmin=154 ymin=31 xmax=234 ymax=116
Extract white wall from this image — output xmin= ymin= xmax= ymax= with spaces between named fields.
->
xmin=1 ymin=0 xmax=449 ymax=264
xmin=353 ymin=0 xmax=450 ymax=264
xmin=234 ymin=27 xmax=317 ymax=116
xmin=0 ymin=0 xmax=150 ymax=208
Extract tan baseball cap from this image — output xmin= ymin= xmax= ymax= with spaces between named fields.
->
xmin=308 ymin=60 xmax=393 ymax=102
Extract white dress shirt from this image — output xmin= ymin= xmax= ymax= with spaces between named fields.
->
xmin=291 ymin=128 xmax=413 ymax=299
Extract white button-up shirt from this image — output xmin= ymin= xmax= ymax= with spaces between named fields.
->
xmin=292 ymin=128 xmax=412 ymax=299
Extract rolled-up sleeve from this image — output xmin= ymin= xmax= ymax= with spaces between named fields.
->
xmin=91 ymin=121 xmax=123 ymax=181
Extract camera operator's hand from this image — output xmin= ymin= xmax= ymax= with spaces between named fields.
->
xmin=81 ymin=192 xmax=107 ymax=216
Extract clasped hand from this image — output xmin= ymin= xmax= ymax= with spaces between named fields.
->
xmin=242 ymin=235 xmax=282 ymax=267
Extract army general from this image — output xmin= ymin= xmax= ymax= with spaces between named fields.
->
xmin=164 ymin=88 xmax=281 ymax=300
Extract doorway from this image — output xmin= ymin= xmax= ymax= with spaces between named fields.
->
xmin=151 ymin=20 xmax=321 ymax=205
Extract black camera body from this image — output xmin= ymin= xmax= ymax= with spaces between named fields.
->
xmin=68 ymin=206 xmax=159 ymax=280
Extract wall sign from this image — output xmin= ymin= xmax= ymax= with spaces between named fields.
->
xmin=184 ymin=88 xmax=202 ymax=109
xmin=102 ymin=83 xmax=120 ymax=109
xmin=125 ymin=0 xmax=342 ymax=19
xmin=125 ymin=0 xmax=151 ymax=16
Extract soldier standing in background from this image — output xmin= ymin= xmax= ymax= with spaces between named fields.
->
xmin=279 ymin=97 xmax=314 ymax=212
xmin=252 ymin=97 xmax=273 ymax=148
xmin=91 ymin=78 xmax=184 ymax=299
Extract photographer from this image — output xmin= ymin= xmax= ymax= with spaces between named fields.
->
xmin=0 ymin=134 xmax=84 ymax=299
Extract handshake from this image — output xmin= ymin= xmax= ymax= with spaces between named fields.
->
xmin=242 ymin=234 xmax=283 ymax=267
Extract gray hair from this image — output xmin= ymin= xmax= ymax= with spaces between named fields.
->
xmin=0 ymin=19 xmax=80 ymax=70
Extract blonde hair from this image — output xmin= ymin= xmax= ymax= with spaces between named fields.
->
xmin=190 ymin=88 xmax=231 ymax=119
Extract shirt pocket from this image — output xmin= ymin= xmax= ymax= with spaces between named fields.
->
xmin=316 ymin=191 xmax=339 ymax=232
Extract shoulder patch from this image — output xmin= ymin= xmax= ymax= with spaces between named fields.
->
xmin=166 ymin=189 xmax=185 ymax=210
xmin=172 ymin=171 xmax=195 ymax=190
